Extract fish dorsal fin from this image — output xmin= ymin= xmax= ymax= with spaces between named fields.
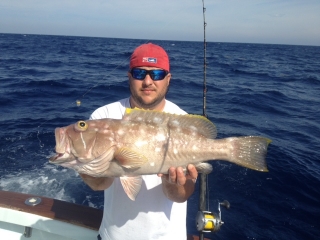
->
xmin=124 ymin=108 xmax=170 ymax=125
xmin=124 ymin=108 xmax=217 ymax=139
xmin=168 ymin=114 xmax=217 ymax=139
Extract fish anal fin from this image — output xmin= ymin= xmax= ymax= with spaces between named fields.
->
xmin=120 ymin=176 xmax=143 ymax=201
xmin=114 ymin=147 xmax=148 ymax=169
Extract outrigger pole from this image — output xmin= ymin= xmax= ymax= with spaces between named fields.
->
xmin=196 ymin=1 xmax=230 ymax=238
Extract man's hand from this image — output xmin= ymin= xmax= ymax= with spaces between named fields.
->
xmin=158 ymin=164 xmax=198 ymax=185
xmin=158 ymin=164 xmax=198 ymax=203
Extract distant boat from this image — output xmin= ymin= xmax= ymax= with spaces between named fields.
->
xmin=0 ymin=190 xmax=208 ymax=240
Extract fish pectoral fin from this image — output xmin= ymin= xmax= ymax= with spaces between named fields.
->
xmin=120 ymin=176 xmax=143 ymax=201
xmin=114 ymin=147 xmax=148 ymax=169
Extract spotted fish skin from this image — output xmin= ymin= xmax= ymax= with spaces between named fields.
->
xmin=50 ymin=108 xmax=271 ymax=200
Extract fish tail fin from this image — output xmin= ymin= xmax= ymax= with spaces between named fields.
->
xmin=227 ymin=136 xmax=271 ymax=172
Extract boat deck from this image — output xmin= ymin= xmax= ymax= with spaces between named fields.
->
xmin=0 ymin=190 xmax=208 ymax=239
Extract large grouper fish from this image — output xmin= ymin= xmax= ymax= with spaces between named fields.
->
xmin=50 ymin=108 xmax=271 ymax=200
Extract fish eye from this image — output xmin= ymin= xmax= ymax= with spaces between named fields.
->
xmin=76 ymin=121 xmax=88 ymax=131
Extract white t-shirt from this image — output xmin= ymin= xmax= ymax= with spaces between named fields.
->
xmin=90 ymin=98 xmax=188 ymax=240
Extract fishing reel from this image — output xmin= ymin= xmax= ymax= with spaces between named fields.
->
xmin=196 ymin=200 xmax=230 ymax=232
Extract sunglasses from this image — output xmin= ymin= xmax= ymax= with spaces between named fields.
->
xmin=130 ymin=68 xmax=169 ymax=81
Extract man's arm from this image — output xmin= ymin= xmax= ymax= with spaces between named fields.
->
xmin=79 ymin=174 xmax=114 ymax=191
xmin=159 ymin=164 xmax=198 ymax=203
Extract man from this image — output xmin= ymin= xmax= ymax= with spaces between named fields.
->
xmin=80 ymin=43 xmax=198 ymax=240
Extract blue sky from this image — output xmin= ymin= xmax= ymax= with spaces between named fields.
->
xmin=0 ymin=0 xmax=319 ymax=46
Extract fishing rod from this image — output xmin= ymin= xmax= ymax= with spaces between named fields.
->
xmin=202 ymin=0 xmax=208 ymax=120
xmin=196 ymin=1 xmax=230 ymax=238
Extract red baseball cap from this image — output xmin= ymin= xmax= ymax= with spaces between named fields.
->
xmin=130 ymin=43 xmax=170 ymax=72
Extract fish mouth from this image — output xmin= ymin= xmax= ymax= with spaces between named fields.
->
xmin=49 ymin=127 xmax=73 ymax=164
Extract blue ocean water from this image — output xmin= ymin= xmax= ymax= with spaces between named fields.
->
xmin=0 ymin=33 xmax=319 ymax=239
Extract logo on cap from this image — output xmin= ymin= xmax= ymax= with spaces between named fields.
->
xmin=142 ymin=57 xmax=157 ymax=64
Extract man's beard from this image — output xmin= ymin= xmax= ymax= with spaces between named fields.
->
xmin=130 ymin=85 xmax=169 ymax=110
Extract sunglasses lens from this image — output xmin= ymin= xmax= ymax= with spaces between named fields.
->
xmin=131 ymin=69 xmax=147 ymax=80
xmin=131 ymin=69 xmax=168 ymax=81
xmin=151 ymin=70 xmax=167 ymax=80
